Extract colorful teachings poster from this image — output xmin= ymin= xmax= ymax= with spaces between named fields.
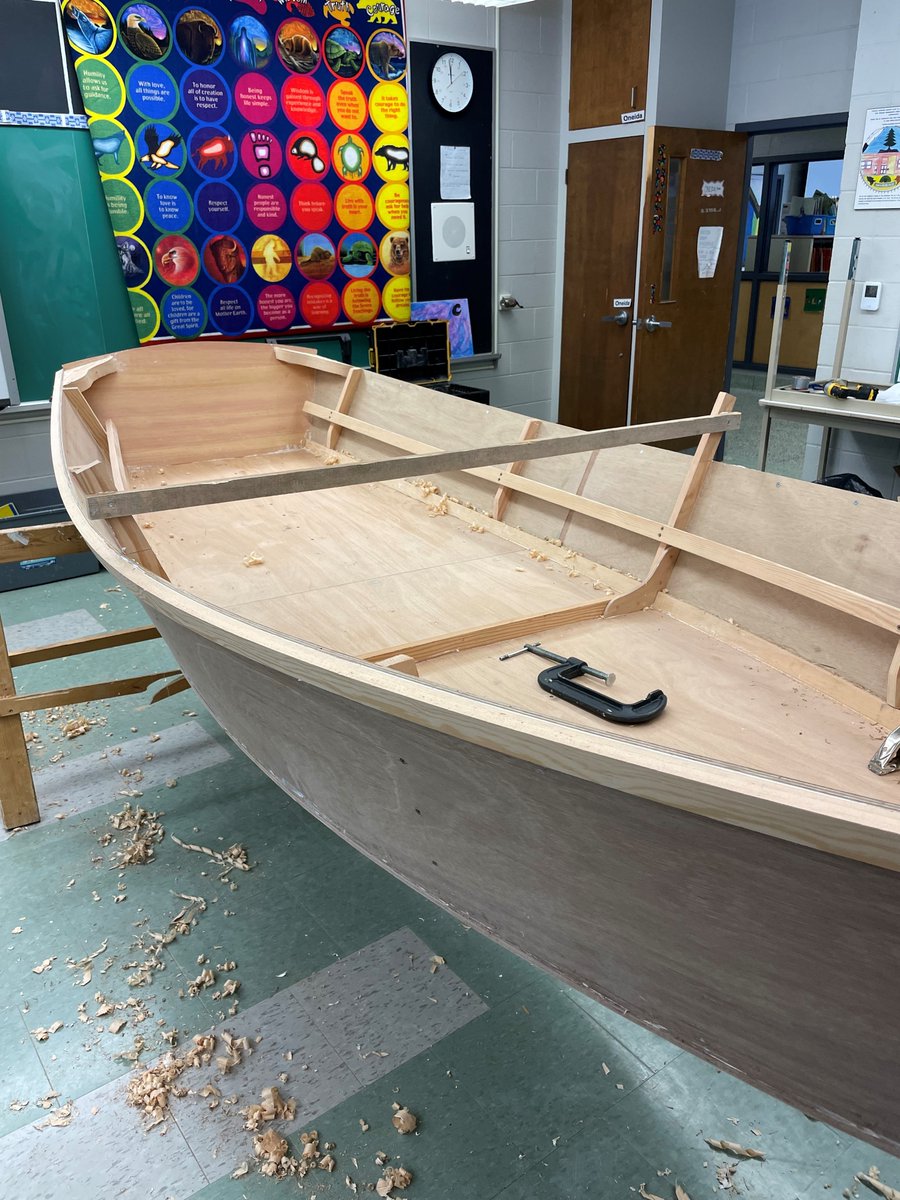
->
xmin=61 ymin=0 xmax=411 ymax=341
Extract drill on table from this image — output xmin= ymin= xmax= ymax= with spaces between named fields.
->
xmin=824 ymin=380 xmax=880 ymax=401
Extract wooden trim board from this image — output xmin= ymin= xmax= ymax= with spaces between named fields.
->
xmin=85 ymin=412 xmax=741 ymax=519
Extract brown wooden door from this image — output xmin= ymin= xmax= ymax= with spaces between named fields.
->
xmin=631 ymin=126 xmax=748 ymax=426
xmin=559 ymin=127 xmax=747 ymax=432
xmin=569 ymin=0 xmax=651 ymax=130
xmin=558 ymin=136 xmax=644 ymax=430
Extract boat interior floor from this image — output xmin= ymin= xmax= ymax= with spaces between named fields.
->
xmin=126 ymin=449 xmax=898 ymax=809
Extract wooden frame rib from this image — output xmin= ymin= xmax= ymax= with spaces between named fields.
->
xmin=365 ymin=598 xmax=612 ymax=665
xmin=604 ymin=391 xmax=735 ymax=618
xmin=63 ymin=386 xmax=106 ymax=449
xmin=492 ymin=417 xmax=542 ymax=522
xmin=326 ymin=368 xmax=363 ymax=451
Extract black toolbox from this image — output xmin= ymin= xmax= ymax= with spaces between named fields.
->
xmin=0 ymin=487 xmax=101 ymax=593
xmin=369 ymin=321 xmax=489 ymax=404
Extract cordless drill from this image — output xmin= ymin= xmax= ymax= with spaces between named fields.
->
xmin=824 ymin=380 xmax=880 ymax=401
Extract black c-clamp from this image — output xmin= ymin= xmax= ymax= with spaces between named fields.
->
xmin=499 ymin=643 xmax=667 ymax=726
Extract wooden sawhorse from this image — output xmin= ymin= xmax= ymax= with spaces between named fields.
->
xmin=0 ymin=521 xmax=184 ymax=831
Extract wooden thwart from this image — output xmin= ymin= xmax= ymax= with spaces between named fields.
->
xmin=85 ymin=411 xmax=741 ymax=519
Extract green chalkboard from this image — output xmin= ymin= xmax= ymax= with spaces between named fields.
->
xmin=0 ymin=126 xmax=138 ymax=403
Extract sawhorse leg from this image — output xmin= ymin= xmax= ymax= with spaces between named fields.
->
xmin=0 ymin=616 xmax=40 ymax=830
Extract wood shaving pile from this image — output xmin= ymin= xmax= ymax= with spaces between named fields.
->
xmin=32 ymin=957 xmax=56 ymax=975
xmin=34 ymin=1101 xmax=75 ymax=1129
xmin=216 ymin=1029 xmax=251 ymax=1074
xmin=426 ymin=495 xmax=449 ymax=517
xmin=109 ymin=803 xmax=165 ymax=867
xmin=716 ymin=1162 xmax=739 ymax=1190
xmin=188 ymin=968 xmax=215 ymax=997
xmin=391 ymin=1104 xmax=417 ymax=1134
xmin=242 ymin=553 xmax=265 ymax=567
xmin=253 ymin=1128 xmax=298 ymax=1178
xmin=242 ymin=1086 xmax=297 ymax=1131
xmin=428 ymin=956 xmax=445 ymax=975
xmin=376 ymin=1165 xmax=413 ymax=1196
xmin=61 ymin=716 xmax=92 ymax=739
xmin=125 ymin=1033 xmax=217 ymax=1127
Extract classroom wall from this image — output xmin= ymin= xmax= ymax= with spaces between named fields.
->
xmin=726 ymin=0 xmax=861 ymax=127
xmin=406 ymin=0 xmax=563 ymax=423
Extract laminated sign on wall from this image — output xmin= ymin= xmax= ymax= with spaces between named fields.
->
xmin=60 ymin=0 xmax=411 ymax=341
xmin=855 ymin=106 xmax=900 ymax=210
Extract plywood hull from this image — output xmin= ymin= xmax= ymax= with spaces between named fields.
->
xmin=151 ymin=604 xmax=900 ymax=1156
xmin=50 ymin=344 xmax=900 ymax=1156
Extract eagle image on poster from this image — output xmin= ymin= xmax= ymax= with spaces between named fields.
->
xmin=61 ymin=0 xmax=411 ymax=341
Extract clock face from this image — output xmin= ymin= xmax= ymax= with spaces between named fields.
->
xmin=430 ymin=52 xmax=474 ymax=114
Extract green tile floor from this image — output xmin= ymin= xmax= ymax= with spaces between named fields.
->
xmin=2 ymin=569 xmax=897 ymax=1199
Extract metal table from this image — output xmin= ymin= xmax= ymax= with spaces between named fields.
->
xmin=758 ymin=386 xmax=900 ymax=475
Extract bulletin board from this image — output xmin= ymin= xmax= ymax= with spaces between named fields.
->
xmin=60 ymin=0 xmax=411 ymax=342
xmin=409 ymin=42 xmax=494 ymax=356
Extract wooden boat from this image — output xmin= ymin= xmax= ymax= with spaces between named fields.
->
xmin=53 ymin=343 xmax=900 ymax=1154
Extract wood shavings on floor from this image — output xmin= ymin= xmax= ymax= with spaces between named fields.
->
xmin=391 ymin=1104 xmax=417 ymax=1134
xmin=705 ymin=1138 xmax=766 ymax=1160
xmin=66 ymin=938 xmax=109 ymax=986
xmin=858 ymin=1171 xmax=900 ymax=1200
xmin=125 ymin=1033 xmax=218 ymax=1127
xmin=108 ymin=802 xmax=165 ymax=867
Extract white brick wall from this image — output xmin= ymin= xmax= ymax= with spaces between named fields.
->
xmin=492 ymin=0 xmax=564 ymax=422
xmin=726 ymin=0 xmax=861 ymax=126
xmin=405 ymin=0 xmax=564 ymax=423
xmin=810 ymin=0 xmax=900 ymax=499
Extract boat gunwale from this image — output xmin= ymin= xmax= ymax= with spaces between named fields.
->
xmin=50 ymin=356 xmax=900 ymax=877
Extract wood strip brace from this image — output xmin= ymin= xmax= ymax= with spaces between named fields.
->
xmin=0 ymin=670 xmax=183 ymax=718
xmin=604 ymin=391 xmax=735 ymax=618
xmin=492 ymin=417 xmax=542 ymax=523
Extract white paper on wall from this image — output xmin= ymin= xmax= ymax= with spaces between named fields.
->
xmin=440 ymin=146 xmax=471 ymax=200
xmin=431 ymin=202 xmax=476 ymax=262
xmin=697 ymin=226 xmax=724 ymax=279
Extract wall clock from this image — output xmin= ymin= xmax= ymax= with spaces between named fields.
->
xmin=430 ymin=51 xmax=474 ymax=114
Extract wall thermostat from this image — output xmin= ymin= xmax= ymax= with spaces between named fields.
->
xmin=860 ymin=282 xmax=882 ymax=311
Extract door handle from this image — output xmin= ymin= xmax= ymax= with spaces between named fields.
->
xmin=601 ymin=311 xmax=630 ymax=326
xmin=639 ymin=315 xmax=672 ymax=332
